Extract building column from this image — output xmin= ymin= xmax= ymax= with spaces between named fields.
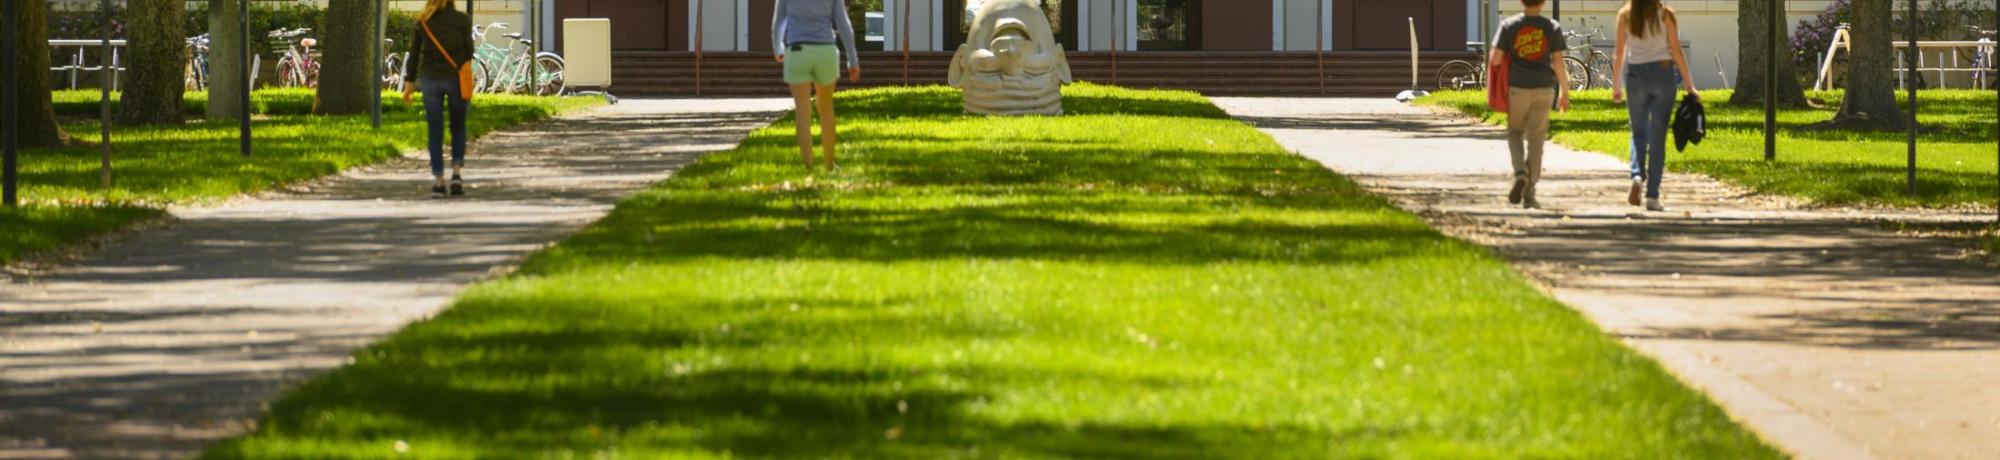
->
xmin=1272 ymin=0 xmax=1285 ymax=50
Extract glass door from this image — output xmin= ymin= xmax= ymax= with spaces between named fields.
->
xmin=1136 ymin=0 xmax=1198 ymax=51
xmin=847 ymin=0 xmax=887 ymax=50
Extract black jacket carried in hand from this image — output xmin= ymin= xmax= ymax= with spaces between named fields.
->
xmin=408 ymin=8 xmax=474 ymax=84
xmin=1672 ymin=94 xmax=1707 ymax=152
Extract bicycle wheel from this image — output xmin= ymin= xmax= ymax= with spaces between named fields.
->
xmin=1435 ymin=60 xmax=1481 ymax=90
xmin=382 ymin=55 xmax=401 ymax=91
xmin=471 ymin=59 xmax=492 ymax=93
xmin=277 ymin=56 xmax=302 ymax=88
xmin=1563 ymin=56 xmax=1591 ymax=91
xmin=532 ymin=54 xmax=565 ymax=96
xmin=1589 ymin=51 xmax=1615 ymax=89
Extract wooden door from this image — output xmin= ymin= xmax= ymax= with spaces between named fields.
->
xmin=1341 ymin=0 xmax=1433 ymax=50
xmin=555 ymin=0 xmax=678 ymax=51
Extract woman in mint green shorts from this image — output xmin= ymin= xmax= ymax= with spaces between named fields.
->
xmin=774 ymin=0 xmax=863 ymax=170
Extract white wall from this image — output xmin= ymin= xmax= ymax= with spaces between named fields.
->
xmin=1498 ymin=1 xmax=1840 ymax=90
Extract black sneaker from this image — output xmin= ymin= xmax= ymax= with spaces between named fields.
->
xmin=430 ymin=184 xmax=447 ymax=199
xmin=1507 ymin=174 xmax=1527 ymax=205
xmin=449 ymin=175 xmax=465 ymax=197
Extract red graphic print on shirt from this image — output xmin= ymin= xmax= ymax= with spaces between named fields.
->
xmin=1513 ymin=27 xmax=1548 ymax=62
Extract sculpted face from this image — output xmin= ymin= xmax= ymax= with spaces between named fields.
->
xmin=949 ymin=0 xmax=1073 ymax=115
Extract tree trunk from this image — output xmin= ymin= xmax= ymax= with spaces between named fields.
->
xmin=117 ymin=0 xmax=186 ymax=125
xmin=1730 ymin=0 xmax=1809 ymax=107
xmin=8 ymin=1 xmax=70 ymax=148
xmin=315 ymin=0 xmax=377 ymax=115
xmin=206 ymin=0 xmax=246 ymax=120
xmin=1822 ymin=0 xmax=1907 ymax=130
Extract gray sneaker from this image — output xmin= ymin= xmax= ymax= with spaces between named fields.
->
xmin=1645 ymin=198 xmax=1665 ymax=212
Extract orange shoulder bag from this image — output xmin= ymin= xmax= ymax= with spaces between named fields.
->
xmin=420 ymin=19 xmax=474 ymax=101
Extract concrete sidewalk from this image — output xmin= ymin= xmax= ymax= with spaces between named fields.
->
xmin=1216 ymin=97 xmax=2000 ymax=460
xmin=0 ymin=98 xmax=787 ymax=459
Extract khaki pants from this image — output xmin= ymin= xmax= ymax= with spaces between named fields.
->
xmin=1505 ymin=87 xmax=1555 ymax=193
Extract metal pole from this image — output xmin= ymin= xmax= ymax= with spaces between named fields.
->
xmin=695 ymin=0 xmax=703 ymax=95
xmin=528 ymin=0 xmax=537 ymax=94
xmin=902 ymin=0 xmax=911 ymax=84
xmin=101 ymin=0 xmax=112 ymax=188
xmin=1552 ymin=0 xmax=1560 ymax=21
xmin=1111 ymin=0 xmax=1118 ymax=84
xmin=372 ymin=0 xmax=383 ymax=129
xmin=240 ymin=0 xmax=252 ymax=157
xmin=1764 ymin=0 xmax=1777 ymax=161
xmin=1907 ymin=0 xmax=1918 ymax=196
xmin=1316 ymin=0 xmax=1325 ymax=95
xmin=4 ymin=0 xmax=18 ymax=207
xmin=1994 ymin=0 xmax=1998 ymax=223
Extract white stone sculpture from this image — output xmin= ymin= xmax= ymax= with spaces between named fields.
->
xmin=949 ymin=0 xmax=1073 ymax=115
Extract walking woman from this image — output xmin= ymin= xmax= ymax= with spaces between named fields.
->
xmin=1611 ymin=0 xmax=1700 ymax=211
xmin=1491 ymin=0 xmax=1571 ymax=209
xmin=403 ymin=0 xmax=474 ymax=198
xmin=773 ymin=0 xmax=862 ymax=170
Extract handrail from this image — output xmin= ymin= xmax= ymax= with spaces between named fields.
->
xmin=49 ymin=39 xmax=128 ymax=90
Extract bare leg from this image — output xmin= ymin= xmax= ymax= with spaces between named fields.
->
xmin=815 ymin=83 xmax=838 ymax=168
xmin=788 ymin=83 xmax=816 ymax=168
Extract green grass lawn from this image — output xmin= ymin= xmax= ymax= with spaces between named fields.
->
xmin=0 ymin=91 xmax=601 ymax=266
xmin=1420 ymin=89 xmax=2000 ymax=208
xmin=208 ymin=84 xmax=1778 ymax=458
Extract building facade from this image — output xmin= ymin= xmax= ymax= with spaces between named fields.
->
xmin=541 ymin=0 xmax=1476 ymax=54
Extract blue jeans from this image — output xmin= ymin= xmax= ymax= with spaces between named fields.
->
xmin=421 ymin=78 xmax=470 ymax=178
xmin=1625 ymin=62 xmax=1679 ymax=199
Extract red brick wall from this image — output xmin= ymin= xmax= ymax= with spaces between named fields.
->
xmin=553 ymin=0 xmax=687 ymax=51
xmin=1200 ymin=0 xmax=1272 ymax=51
xmin=1333 ymin=0 xmax=1465 ymax=51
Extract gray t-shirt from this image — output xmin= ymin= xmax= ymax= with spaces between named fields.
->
xmin=1493 ymin=14 xmax=1566 ymax=89
xmin=773 ymin=0 xmax=862 ymax=69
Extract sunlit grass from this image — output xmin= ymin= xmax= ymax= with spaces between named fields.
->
xmin=0 ymin=91 xmax=602 ymax=265
xmin=210 ymin=84 xmax=1779 ymax=458
xmin=1420 ymin=89 xmax=2000 ymax=208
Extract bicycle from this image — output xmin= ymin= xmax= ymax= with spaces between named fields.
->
xmin=381 ymin=38 xmax=410 ymax=92
xmin=1958 ymin=25 xmax=1996 ymax=89
xmin=470 ymin=22 xmax=566 ymax=95
xmin=1561 ymin=25 xmax=1607 ymax=90
xmin=269 ymin=28 xmax=320 ymax=88
xmin=1436 ymin=42 xmax=1487 ymax=90
xmin=183 ymin=34 xmax=210 ymax=91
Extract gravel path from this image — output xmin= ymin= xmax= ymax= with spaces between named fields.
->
xmin=0 ymin=98 xmax=787 ymax=459
xmin=1215 ymin=97 xmax=2000 ymax=460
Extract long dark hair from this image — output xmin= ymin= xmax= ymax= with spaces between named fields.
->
xmin=1626 ymin=0 xmax=1662 ymax=39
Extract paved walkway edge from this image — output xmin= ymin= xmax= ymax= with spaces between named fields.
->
xmin=1567 ymin=294 xmax=1875 ymax=460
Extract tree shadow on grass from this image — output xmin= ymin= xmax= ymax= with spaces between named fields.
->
xmin=208 ymin=297 xmax=1404 ymax=459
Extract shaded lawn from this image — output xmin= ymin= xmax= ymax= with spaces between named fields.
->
xmin=0 ymin=91 xmax=601 ymax=266
xmin=1420 ymin=89 xmax=2000 ymax=208
xmin=210 ymin=84 xmax=1778 ymax=458
xmin=0 ymin=205 xmax=162 ymax=264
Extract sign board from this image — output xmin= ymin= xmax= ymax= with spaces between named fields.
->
xmin=563 ymin=19 xmax=612 ymax=88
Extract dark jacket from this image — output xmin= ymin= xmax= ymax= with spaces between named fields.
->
xmin=1672 ymin=94 xmax=1707 ymax=152
xmin=407 ymin=8 xmax=474 ymax=84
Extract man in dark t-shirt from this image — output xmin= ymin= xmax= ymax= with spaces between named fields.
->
xmin=1488 ymin=0 xmax=1570 ymax=209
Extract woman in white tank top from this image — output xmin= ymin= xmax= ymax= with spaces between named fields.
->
xmin=1611 ymin=0 xmax=1700 ymax=212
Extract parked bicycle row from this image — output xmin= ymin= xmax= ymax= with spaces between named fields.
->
xmin=180 ymin=22 xmax=565 ymax=96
